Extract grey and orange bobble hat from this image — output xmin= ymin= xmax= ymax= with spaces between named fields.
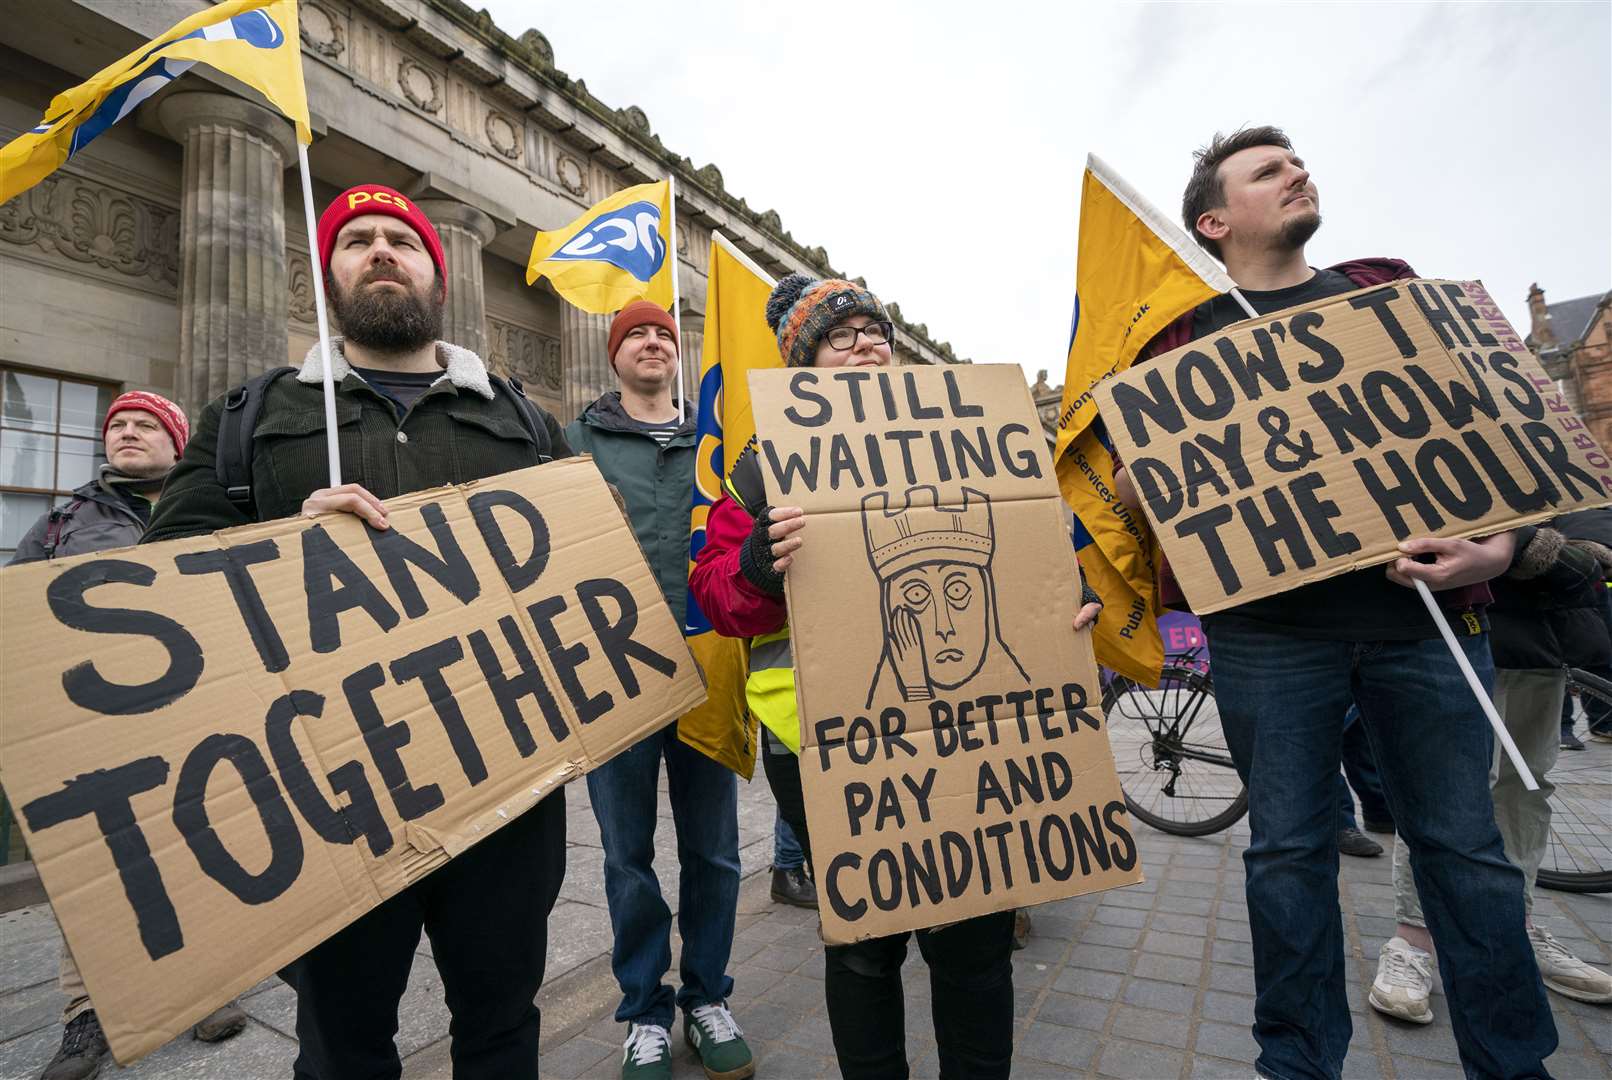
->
xmin=764 ymin=273 xmax=892 ymax=368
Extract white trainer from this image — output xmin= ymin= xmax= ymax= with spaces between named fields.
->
xmin=621 ymin=1022 xmax=673 ymax=1078
xmin=1369 ymin=936 xmax=1435 ymax=1024
xmin=1530 ymin=925 xmax=1612 ymax=1004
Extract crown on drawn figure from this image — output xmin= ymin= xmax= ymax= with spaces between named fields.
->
xmin=861 ymin=486 xmax=995 ymax=579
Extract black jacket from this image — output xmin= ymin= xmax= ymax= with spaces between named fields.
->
xmin=146 ymin=339 xmax=571 ymax=541
xmin=1489 ymin=517 xmax=1612 ymax=671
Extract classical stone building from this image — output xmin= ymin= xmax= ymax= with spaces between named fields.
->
xmin=1525 ymin=283 xmax=1612 ymax=450
xmin=0 ymin=0 xmax=970 ymax=561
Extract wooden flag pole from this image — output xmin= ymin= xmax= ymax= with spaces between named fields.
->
xmin=298 ymin=142 xmax=342 ymax=488
xmin=1225 ymin=286 xmax=1537 ymax=790
xmin=667 ymin=174 xmax=686 ymax=424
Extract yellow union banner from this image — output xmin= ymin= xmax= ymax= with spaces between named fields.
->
xmin=0 ymin=0 xmax=310 ymax=205
xmin=1053 ymin=155 xmax=1234 ymax=685
xmin=524 ymin=179 xmax=675 ymax=315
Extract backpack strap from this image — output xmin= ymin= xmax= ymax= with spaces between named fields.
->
xmin=41 ymin=497 xmax=87 ymax=559
xmin=216 ymin=366 xmax=296 ymax=512
xmin=492 ymin=375 xmax=555 ymax=463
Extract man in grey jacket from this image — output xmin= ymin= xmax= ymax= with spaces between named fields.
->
xmin=9 ymin=391 xmax=250 ymax=1080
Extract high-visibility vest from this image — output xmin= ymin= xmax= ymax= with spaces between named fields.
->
xmin=746 ymin=627 xmax=800 ymax=755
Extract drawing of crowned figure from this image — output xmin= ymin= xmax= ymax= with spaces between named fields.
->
xmin=863 ymin=484 xmax=1029 ymax=707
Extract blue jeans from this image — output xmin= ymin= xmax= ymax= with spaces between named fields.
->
xmin=1335 ymin=705 xmax=1391 ymax=829
xmin=774 ymin=812 xmax=805 ymax=871
xmin=1204 ymin=618 xmax=1555 ymax=1080
xmin=586 ymin=726 xmax=740 ymax=1028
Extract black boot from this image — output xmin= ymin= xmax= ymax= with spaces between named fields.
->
xmin=770 ymin=866 xmax=817 ymax=908
xmin=1337 ymin=827 xmax=1383 ymax=858
xmin=40 ymin=1010 xmax=110 ymax=1080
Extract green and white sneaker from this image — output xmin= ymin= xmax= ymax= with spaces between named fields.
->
xmin=684 ymin=1002 xmax=755 ymax=1080
xmin=621 ymin=1022 xmax=673 ymax=1080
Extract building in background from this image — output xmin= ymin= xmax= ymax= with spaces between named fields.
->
xmin=0 ymin=0 xmax=975 ymax=564
xmin=1525 ymin=284 xmax=1611 ymax=451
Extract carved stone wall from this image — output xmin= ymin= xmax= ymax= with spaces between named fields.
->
xmin=0 ymin=171 xmax=179 ymax=295
xmin=486 ymin=317 xmax=563 ymax=414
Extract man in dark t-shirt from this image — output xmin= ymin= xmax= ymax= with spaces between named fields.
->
xmin=1114 ymin=127 xmax=1556 ymax=1080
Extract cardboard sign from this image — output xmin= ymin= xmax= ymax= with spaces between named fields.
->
xmin=0 ymin=458 xmax=704 ymax=1063
xmin=1095 ymin=279 xmax=1612 ymax=614
xmin=749 ymin=364 xmax=1144 ymax=945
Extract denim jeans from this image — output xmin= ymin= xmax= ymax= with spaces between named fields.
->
xmin=1203 ymin=618 xmax=1556 ymax=1080
xmin=774 ymin=812 xmax=805 ymax=871
xmin=586 ymin=725 xmax=740 ymax=1028
xmin=1396 ymin=668 xmax=1566 ymax=921
xmin=1335 ymin=705 xmax=1391 ymax=830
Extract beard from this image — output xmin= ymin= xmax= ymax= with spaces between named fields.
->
xmin=1277 ymin=209 xmax=1322 ymax=252
xmin=328 ymin=268 xmax=443 ymax=353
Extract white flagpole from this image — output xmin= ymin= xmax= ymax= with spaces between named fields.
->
xmin=297 ymin=142 xmax=342 ymax=488
xmin=667 ymin=174 xmax=686 ymax=424
xmin=1224 ymin=284 xmax=1535 ymax=789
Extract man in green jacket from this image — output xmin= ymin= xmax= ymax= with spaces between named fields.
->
xmin=565 ymin=301 xmax=751 ymax=1080
xmin=144 ymin=184 xmax=570 ymax=1080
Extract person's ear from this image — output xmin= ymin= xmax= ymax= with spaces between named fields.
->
xmin=1196 ymin=210 xmax=1229 ymax=246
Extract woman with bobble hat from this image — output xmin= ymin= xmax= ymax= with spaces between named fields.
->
xmin=691 ymin=273 xmax=1100 ymax=1079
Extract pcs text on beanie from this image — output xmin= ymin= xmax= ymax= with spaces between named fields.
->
xmin=764 ymin=273 xmax=891 ymax=368
xmin=103 ymin=391 xmax=190 ymax=456
xmin=317 ymin=185 xmax=447 ymax=291
xmin=607 ymin=300 xmax=679 ymax=362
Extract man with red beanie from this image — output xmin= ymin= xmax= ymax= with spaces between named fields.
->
xmin=145 ymin=184 xmax=573 ymax=1079
xmin=564 ymin=301 xmax=753 ymax=1080
xmin=12 ymin=392 xmax=254 ymax=1080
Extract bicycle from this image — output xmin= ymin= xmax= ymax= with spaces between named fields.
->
xmin=1538 ymin=667 xmax=1612 ymax=894
xmin=1100 ymin=649 xmax=1247 ymax=837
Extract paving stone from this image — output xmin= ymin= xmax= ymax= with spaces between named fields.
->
xmin=1200 ymin=989 xmax=1255 ymax=1025
xmin=538 ymin=1035 xmax=617 ymax=1079
xmin=1143 ymin=929 xmax=1206 ymax=959
xmin=1081 ymin=922 xmax=1143 ymax=949
xmin=1192 ymin=1052 xmax=1258 ymax=1079
xmin=1068 ymin=943 xmax=1134 ymax=974
xmin=1207 ymin=964 xmax=1257 ymax=994
xmin=1016 ymin=1019 xmax=1099 ymax=1069
xmin=1210 ymin=937 xmax=1255 ymax=967
xmin=1096 ymin=1036 xmax=1186 ymax=1078
xmin=1122 ymin=977 xmax=1198 ymax=1014
xmin=1052 ymin=967 xmax=1123 ymax=999
xmin=1157 ymin=895 xmax=1214 ymax=917
xmin=1195 ymin=1018 xmax=1258 ymax=1061
xmin=1133 ymin=952 xmax=1203 ymax=985
xmin=1092 ymin=905 xmax=1149 ymax=929
xmin=1387 ymin=1054 xmax=1465 ymax=1078
xmin=1035 ymin=991 xmax=1110 ymax=1032
xmin=1151 ymin=911 xmax=1211 ymax=936
xmin=1110 ymin=1004 xmax=1191 ymax=1049
xmin=0 ymin=979 xmax=64 ymax=1043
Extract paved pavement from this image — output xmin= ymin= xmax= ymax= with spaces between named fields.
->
xmin=1 ymin=756 xmax=1609 ymax=1079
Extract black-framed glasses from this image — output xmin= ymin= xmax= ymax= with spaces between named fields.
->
xmin=824 ymin=320 xmax=894 ymax=351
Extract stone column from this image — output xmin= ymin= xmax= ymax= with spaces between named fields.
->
xmin=415 ymin=199 xmax=496 ymax=356
xmin=157 ymin=92 xmax=296 ymax=416
xmin=679 ymin=315 xmax=704 ymax=422
xmin=561 ymin=306 xmax=613 ymax=422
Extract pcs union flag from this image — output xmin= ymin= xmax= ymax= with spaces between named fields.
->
xmin=525 ymin=180 xmax=675 ymax=314
xmin=0 ymin=0 xmax=310 ymax=205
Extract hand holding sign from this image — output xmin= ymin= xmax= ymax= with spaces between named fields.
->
xmin=301 ymin=481 xmax=390 ymax=530
xmin=1386 ymin=533 xmax=1517 ymax=590
xmin=765 ymin=505 xmax=805 ymax=572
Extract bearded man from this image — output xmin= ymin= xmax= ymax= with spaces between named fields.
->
xmin=144 ymin=184 xmax=572 ymax=1079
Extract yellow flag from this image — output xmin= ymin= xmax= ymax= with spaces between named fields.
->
xmin=525 ymin=180 xmax=675 ymax=314
xmin=677 ymin=232 xmax=784 ymax=776
xmin=1054 ymin=155 xmax=1235 ymax=685
xmin=0 ymin=0 xmax=309 ymax=205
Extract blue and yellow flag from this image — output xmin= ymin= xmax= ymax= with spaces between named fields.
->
xmin=675 ymin=232 xmax=782 ymax=776
xmin=1054 ymin=154 xmax=1235 ymax=686
xmin=525 ymin=180 xmax=675 ymax=314
xmin=0 ymin=0 xmax=309 ymax=205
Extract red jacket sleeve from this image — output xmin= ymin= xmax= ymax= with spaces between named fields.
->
xmin=690 ymin=493 xmax=788 ymax=638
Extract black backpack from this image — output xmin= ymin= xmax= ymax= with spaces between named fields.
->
xmin=215 ymin=366 xmax=557 ymax=513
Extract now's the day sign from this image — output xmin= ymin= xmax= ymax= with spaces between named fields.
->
xmin=0 ymin=458 xmax=703 ymax=1063
xmin=1095 ymin=279 xmax=1611 ymax=614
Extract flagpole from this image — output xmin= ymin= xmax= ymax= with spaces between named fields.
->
xmin=297 ymin=142 xmax=341 ymax=488
xmin=1224 ymin=283 xmax=1535 ymax=789
xmin=667 ymin=174 xmax=686 ymax=424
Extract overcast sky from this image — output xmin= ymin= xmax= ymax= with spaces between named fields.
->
xmin=487 ymin=1 xmax=1611 ymax=383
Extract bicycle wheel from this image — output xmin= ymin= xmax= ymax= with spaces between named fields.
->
xmin=1537 ymin=670 xmax=1612 ymax=894
xmin=1103 ymin=664 xmax=1248 ymax=837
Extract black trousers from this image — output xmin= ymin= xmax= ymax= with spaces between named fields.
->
xmin=763 ymin=735 xmax=1014 ymax=1080
xmin=282 ymin=788 xmax=566 ymax=1080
